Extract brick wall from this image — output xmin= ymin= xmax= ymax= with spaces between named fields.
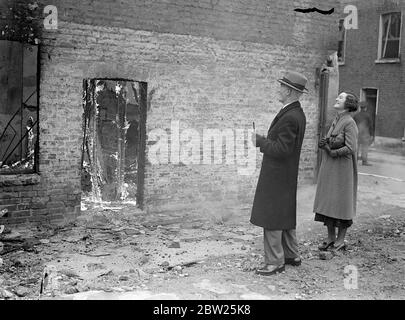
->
xmin=1 ymin=0 xmax=340 ymax=225
xmin=339 ymin=0 xmax=405 ymax=138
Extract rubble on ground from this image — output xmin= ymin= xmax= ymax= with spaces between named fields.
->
xmin=1 ymin=192 xmax=405 ymax=300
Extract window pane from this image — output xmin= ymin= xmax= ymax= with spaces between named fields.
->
xmin=381 ymin=13 xmax=401 ymax=59
xmin=382 ymin=12 xmax=401 ymax=39
xmin=382 ymin=15 xmax=390 ymax=41
xmin=383 ymin=39 xmax=400 ymax=58
xmin=390 ymin=13 xmax=401 ymax=38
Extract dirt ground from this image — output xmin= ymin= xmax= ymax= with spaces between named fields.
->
xmin=1 ymin=149 xmax=404 ymax=300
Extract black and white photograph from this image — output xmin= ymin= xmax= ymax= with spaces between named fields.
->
xmin=0 ymin=0 xmax=404 ymax=306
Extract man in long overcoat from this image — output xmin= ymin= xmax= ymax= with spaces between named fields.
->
xmin=251 ymin=71 xmax=307 ymax=276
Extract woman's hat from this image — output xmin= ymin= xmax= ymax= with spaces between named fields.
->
xmin=278 ymin=71 xmax=309 ymax=93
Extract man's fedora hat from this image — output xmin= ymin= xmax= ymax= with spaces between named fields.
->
xmin=278 ymin=71 xmax=309 ymax=93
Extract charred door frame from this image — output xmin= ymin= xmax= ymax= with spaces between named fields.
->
xmin=315 ymin=70 xmax=329 ymax=183
xmin=360 ymin=87 xmax=378 ymax=138
xmin=137 ymin=82 xmax=147 ymax=209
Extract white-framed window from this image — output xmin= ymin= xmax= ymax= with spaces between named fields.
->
xmin=377 ymin=12 xmax=402 ymax=62
xmin=338 ymin=18 xmax=346 ymax=64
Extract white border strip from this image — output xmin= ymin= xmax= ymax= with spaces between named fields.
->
xmin=359 ymin=172 xmax=405 ymax=182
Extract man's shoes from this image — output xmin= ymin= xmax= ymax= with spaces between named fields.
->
xmin=318 ymin=241 xmax=335 ymax=251
xmin=255 ymin=264 xmax=285 ymax=276
xmin=333 ymin=243 xmax=347 ymax=251
xmin=284 ymin=257 xmax=302 ymax=266
xmin=362 ymin=162 xmax=372 ymax=166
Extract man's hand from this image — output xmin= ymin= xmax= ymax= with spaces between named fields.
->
xmin=252 ymin=132 xmax=263 ymax=147
xmin=251 ymin=132 xmax=257 ymax=146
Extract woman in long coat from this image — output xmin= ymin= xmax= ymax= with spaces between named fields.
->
xmin=313 ymin=92 xmax=358 ymax=251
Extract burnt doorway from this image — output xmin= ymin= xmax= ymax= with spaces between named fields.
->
xmin=361 ymin=88 xmax=378 ymax=137
xmin=315 ymin=69 xmax=329 ymax=182
xmin=81 ymin=79 xmax=147 ymax=209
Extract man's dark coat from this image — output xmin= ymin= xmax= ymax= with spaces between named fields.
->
xmin=250 ymin=101 xmax=306 ymax=230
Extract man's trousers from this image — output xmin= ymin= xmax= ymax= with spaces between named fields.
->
xmin=359 ymin=143 xmax=369 ymax=164
xmin=263 ymin=229 xmax=299 ymax=266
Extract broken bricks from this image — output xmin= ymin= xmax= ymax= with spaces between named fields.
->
xmin=167 ymin=240 xmax=181 ymax=248
xmin=160 ymin=261 xmax=170 ymax=268
xmin=318 ymin=251 xmax=333 ymax=260
xmin=173 ymin=265 xmax=182 ymax=272
xmin=13 ymin=286 xmax=30 ymax=297
xmin=0 ymin=209 xmax=8 ymax=218
xmin=86 ymin=262 xmax=104 ymax=271
xmin=123 ymin=228 xmax=143 ymax=236
xmin=2 ymin=231 xmax=22 ymax=241
xmin=64 ymin=286 xmax=79 ymax=294
xmin=118 ymin=275 xmax=129 ymax=281
xmin=135 ymin=268 xmax=148 ymax=279
xmin=40 ymin=265 xmax=61 ymax=295
xmin=0 ymin=288 xmax=14 ymax=299
xmin=40 ymin=265 xmax=81 ymax=296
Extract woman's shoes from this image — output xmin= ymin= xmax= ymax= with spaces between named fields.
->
xmin=318 ymin=241 xmax=335 ymax=251
xmin=333 ymin=243 xmax=347 ymax=251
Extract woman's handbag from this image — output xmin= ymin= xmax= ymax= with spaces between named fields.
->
xmin=328 ymin=132 xmax=345 ymax=150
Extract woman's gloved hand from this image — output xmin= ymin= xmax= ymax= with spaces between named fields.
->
xmin=323 ymin=144 xmax=338 ymax=158
xmin=318 ymin=137 xmax=328 ymax=149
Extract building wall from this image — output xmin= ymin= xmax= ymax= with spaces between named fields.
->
xmin=339 ymin=0 xmax=405 ymax=138
xmin=0 ymin=0 xmax=339 ymax=225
